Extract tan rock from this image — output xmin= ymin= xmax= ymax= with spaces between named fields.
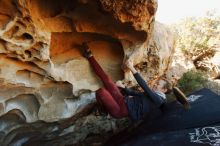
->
xmin=0 ymin=83 xmax=35 ymax=103
xmin=0 ymin=0 xmax=179 ymax=124
xmin=38 ymin=90 xmax=95 ymax=122
xmin=5 ymin=94 xmax=40 ymax=122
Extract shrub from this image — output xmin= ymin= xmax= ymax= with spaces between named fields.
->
xmin=177 ymin=70 xmax=208 ymax=93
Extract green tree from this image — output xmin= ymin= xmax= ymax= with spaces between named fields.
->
xmin=173 ymin=11 xmax=220 ymax=70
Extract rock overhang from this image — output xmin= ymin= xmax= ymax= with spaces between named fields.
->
xmin=0 ymin=0 xmax=178 ymax=124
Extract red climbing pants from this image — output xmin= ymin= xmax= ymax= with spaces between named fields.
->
xmin=88 ymin=56 xmax=128 ymax=118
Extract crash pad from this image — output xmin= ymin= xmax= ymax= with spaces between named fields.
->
xmin=110 ymin=88 xmax=220 ymax=146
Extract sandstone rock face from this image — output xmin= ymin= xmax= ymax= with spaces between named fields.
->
xmin=166 ymin=46 xmax=195 ymax=82
xmin=140 ymin=22 xmax=175 ymax=81
xmin=0 ymin=0 xmax=180 ymax=145
xmin=0 ymin=0 xmax=51 ymax=62
xmin=0 ymin=0 xmax=174 ymax=123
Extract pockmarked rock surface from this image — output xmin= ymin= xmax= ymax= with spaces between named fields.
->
xmin=0 ymin=0 xmax=178 ymax=145
xmin=0 ymin=0 xmax=171 ymax=121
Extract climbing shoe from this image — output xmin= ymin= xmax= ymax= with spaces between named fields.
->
xmin=173 ymin=87 xmax=191 ymax=110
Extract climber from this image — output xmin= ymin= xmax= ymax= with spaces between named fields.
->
xmin=79 ymin=42 xmax=189 ymax=122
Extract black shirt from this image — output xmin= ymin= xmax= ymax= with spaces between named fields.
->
xmin=124 ymin=73 xmax=166 ymax=122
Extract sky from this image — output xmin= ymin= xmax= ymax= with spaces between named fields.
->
xmin=156 ymin=0 xmax=220 ymax=24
